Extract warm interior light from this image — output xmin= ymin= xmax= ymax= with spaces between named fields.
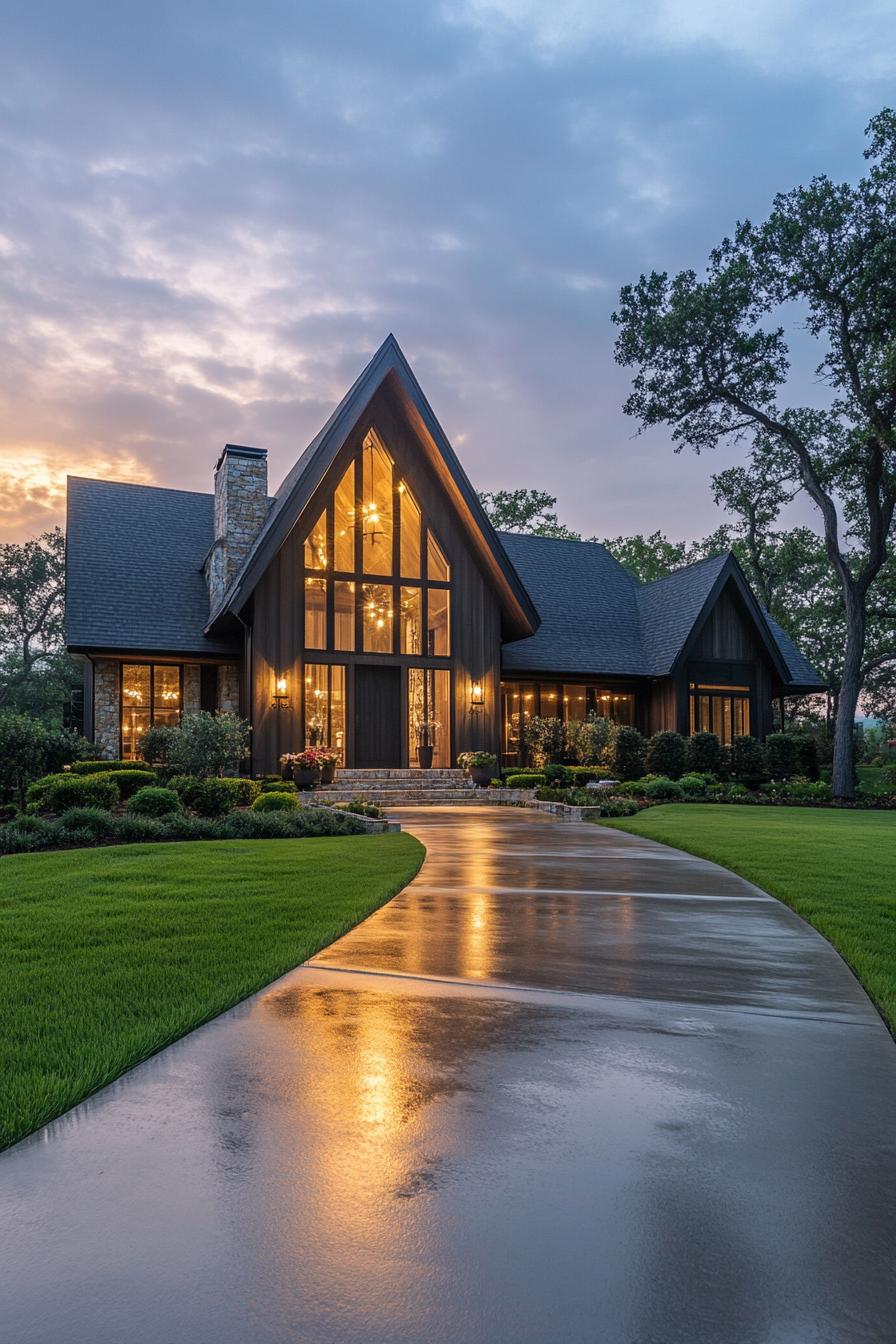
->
xmin=470 ymin=680 xmax=485 ymax=710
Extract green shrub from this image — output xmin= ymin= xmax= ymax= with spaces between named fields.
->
xmin=332 ymin=797 xmax=384 ymax=818
xmin=792 ymin=734 xmax=820 ymax=781
xmin=27 ymin=773 xmax=119 ymax=814
xmin=0 ymin=815 xmax=57 ymax=854
xmin=543 ymin=764 xmax=572 ymax=785
xmin=126 ymin=786 xmax=182 ymax=817
xmin=112 ymin=814 xmax=165 ymax=843
xmin=521 ymin=715 xmax=565 ymax=766
xmin=731 ymin=735 xmax=766 ymax=788
xmin=567 ymin=765 xmax=611 ymax=784
xmin=679 ymin=773 xmax=708 ymax=795
xmin=0 ymin=803 xmax=20 ymax=824
xmin=646 ymin=731 xmax=686 ymax=780
xmin=70 ymin=759 xmax=154 ymax=775
xmin=157 ymin=814 xmax=224 ymax=840
xmin=566 ymin=713 xmax=615 ymax=765
xmin=612 ymin=726 xmax=646 ymax=781
xmin=138 ymin=723 xmax=178 ymax=766
xmin=764 ymin=733 xmax=799 ymax=780
xmin=534 ymin=786 xmax=596 ymax=806
xmin=171 ymin=775 xmax=259 ymax=816
xmin=221 ymin=810 xmax=295 ymax=838
xmin=599 ymin=798 xmax=639 ymax=818
xmin=505 ymin=773 xmax=545 ymax=789
xmin=0 ymin=713 xmax=86 ymax=806
xmin=250 ymin=790 xmax=300 ymax=812
xmin=166 ymin=711 xmax=251 ymax=779
xmin=261 ymin=778 xmax=297 ymax=793
xmin=685 ymin=731 xmax=722 ymax=776
xmin=641 ymin=776 xmax=684 ymax=800
xmin=93 ymin=769 xmax=159 ymax=799
xmin=55 ymin=807 xmax=117 ymax=840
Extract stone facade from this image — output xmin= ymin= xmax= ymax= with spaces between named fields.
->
xmin=207 ymin=445 xmax=268 ymax=610
xmin=93 ymin=660 xmax=120 ymax=758
xmin=217 ymin=663 xmax=241 ymax=713
xmin=183 ymin=663 xmax=201 ymax=715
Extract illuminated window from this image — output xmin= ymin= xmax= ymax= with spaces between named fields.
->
xmin=304 ymin=663 xmax=346 ymax=762
xmin=427 ymin=530 xmax=450 ymax=582
xmin=120 ymin=663 xmax=183 ymax=759
xmin=399 ymin=484 xmax=421 ymax=578
xmin=427 ymin=587 xmax=450 ymax=656
xmin=362 ymin=583 xmax=393 ymax=653
xmin=333 ymin=461 xmax=356 ymax=572
xmin=304 ymin=577 xmax=327 ymax=649
xmin=689 ymin=683 xmax=750 ymax=744
xmin=408 ymin=667 xmax=451 ymax=768
xmin=399 ymin=586 xmax=422 ymax=654
xmin=362 ymin=431 xmax=393 ymax=575
xmin=303 ymin=510 xmax=328 ymax=570
xmin=334 ymin=579 xmax=355 ymax=651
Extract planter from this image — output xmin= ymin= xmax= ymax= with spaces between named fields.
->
xmin=293 ymin=765 xmax=320 ymax=791
xmin=320 ymin=761 xmax=336 ymax=786
xmin=470 ymin=765 xmax=493 ymax=788
xmin=417 ymin=744 xmax=434 ymax=770
xmin=281 ymin=765 xmax=293 ymax=781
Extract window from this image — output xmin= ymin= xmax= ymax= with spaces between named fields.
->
xmin=301 ymin=427 xmax=450 ymax=660
xmin=408 ymin=667 xmax=451 ymax=768
xmin=121 ymin=663 xmax=183 ymax=759
xmin=500 ymin=680 xmax=636 ymax=764
xmin=304 ymin=664 xmax=346 ymax=762
xmin=689 ymin=683 xmax=751 ymax=744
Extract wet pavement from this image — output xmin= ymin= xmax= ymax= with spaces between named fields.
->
xmin=2 ymin=806 xmax=895 ymax=1343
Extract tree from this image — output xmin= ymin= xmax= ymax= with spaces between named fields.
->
xmin=0 ymin=527 xmax=77 ymax=721
xmin=602 ymin=528 xmax=730 ymax=583
xmin=479 ymin=489 xmax=582 ymax=538
xmin=613 ymin=110 xmax=896 ymax=799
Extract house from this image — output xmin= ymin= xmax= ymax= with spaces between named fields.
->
xmin=65 ymin=335 xmax=825 ymax=772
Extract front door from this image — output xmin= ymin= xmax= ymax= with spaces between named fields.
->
xmin=354 ymin=665 xmax=402 ymax=767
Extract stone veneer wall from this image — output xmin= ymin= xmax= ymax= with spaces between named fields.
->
xmin=217 ymin=663 xmax=240 ymax=713
xmin=183 ymin=664 xmax=201 ymax=715
xmin=93 ymin=660 xmax=120 ymax=758
xmin=208 ymin=446 xmax=268 ymax=610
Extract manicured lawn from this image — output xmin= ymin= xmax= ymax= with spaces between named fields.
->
xmin=1 ymin=835 xmax=423 ymax=1150
xmin=601 ymin=805 xmax=896 ymax=1032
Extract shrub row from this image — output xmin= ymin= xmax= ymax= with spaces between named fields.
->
xmin=533 ymin=787 xmax=639 ymax=817
xmin=0 ymin=804 xmax=367 ymax=855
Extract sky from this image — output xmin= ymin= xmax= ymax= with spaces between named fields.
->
xmin=0 ymin=0 xmax=893 ymax=543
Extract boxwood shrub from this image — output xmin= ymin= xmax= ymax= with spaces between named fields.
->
xmin=27 ymin=773 xmax=119 ymax=813
xmin=70 ymin=760 xmax=154 ymax=775
xmin=56 ymin=807 xmax=117 ymax=840
xmin=612 ymin=727 xmax=646 ymax=781
xmin=505 ymin=773 xmax=545 ymax=788
xmin=685 ymin=731 xmax=723 ymax=776
xmin=93 ymin=769 xmax=160 ymax=800
xmin=261 ymin=778 xmax=297 ymax=793
xmin=170 ymin=775 xmax=260 ymax=816
xmin=251 ymin=790 xmax=300 ymax=812
xmin=646 ymin=731 xmax=686 ymax=780
xmin=126 ymin=786 xmax=182 ymax=817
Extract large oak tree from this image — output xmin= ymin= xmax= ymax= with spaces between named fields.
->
xmin=613 ymin=110 xmax=896 ymax=798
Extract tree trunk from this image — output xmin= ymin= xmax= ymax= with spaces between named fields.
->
xmin=832 ymin=606 xmax=865 ymax=800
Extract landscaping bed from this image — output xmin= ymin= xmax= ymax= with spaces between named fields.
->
xmin=0 ymin=834 xmax=424 ymax=1150
xmin=599 ymin=804 xmax=896 ymax=1033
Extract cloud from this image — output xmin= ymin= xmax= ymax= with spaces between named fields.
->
xmin=0 ymin=0 xmax=886 ymax=544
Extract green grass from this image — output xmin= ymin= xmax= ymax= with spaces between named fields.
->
xmin=601 ymin=805 xmax=896 ymax=1032
xmin=1 ymin=835 xmax=423 ymax=1150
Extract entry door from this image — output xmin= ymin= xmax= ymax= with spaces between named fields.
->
xmin=354 ymin=665 xmax=402 ymax=767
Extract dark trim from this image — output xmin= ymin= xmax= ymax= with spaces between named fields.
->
xmin=208 ymin=334 xmax=539 ymax=640
xmin=118 ymin=660 xmax=185 ymax=759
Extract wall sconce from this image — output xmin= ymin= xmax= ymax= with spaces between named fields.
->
xmin=470 ymin=680 xmax=485 ymax=712
xmin=271 ymin=674 xmax=291 ymax=709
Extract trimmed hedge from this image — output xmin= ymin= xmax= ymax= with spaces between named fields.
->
xmin=612 ymin=726 xmax=646 ymax=781
xmin=505 ymin=773 xmax=545 ymax=789
xmin=27 ymin=773 xmax=119 ymax=813
xmin=169 ymin=775 xmax=260 ymax=816
xmin=70 ymin=760 xmax=154 ymax=775
xmin=126 ymin=786 xmax=182 ymax=817
xmin=251 ymin=790 xmax=300 ymax=812
xmin=646 ymin=731 xmax=686 ymax=780
xmin=685 ymin=732 xmax=723 ymax=776
xmin=93 ymin=769 xmax=160 ymax=800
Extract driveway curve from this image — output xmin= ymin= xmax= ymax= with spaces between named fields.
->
xmin=1 ymin=805 xmax=895 ymax=1343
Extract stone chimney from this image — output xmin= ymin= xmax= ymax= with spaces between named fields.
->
xmin=207 ymin=444 xmax=268 ymax=610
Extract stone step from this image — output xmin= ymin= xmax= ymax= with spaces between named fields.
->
xmin=333 ymin=770 xmax=465 ymax=781
xmin=314 ymin=789 xmax=482 ymax=804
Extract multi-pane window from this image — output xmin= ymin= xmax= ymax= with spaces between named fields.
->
xmin=121 ymin=663 xmax=183 ymax=759
xmin=300 ymin=427 xmax=451 ymax=658
xmin=304 ymin=664 xmax=346 ymax=762
xmin=499 ymin=680 xmax=636 ymax=765
xmin=689 ymin=683 xmax=750 ymax=744
xmin=408 ymin=667 xmax=451 ymax=768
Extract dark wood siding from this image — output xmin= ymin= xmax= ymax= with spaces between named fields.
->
xmin=684 ymin=584 xmax=775 ymax=738
xmin=249 ymin=382 xmax=503 ymax=774
xmin=646 ymin=678 xmax=678 ymax=735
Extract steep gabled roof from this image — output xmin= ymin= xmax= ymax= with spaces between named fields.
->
xmin=209 ymin=334 xmax=539 ymax=640
xmin=636 ymin=552 xmax=731 ymax=676
xmin=762 ymin=612 xmax=827 ymax=691
xmin=65 ymin=477 xmax=239 ymax=656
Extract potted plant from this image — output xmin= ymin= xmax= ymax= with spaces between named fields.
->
xmin=291 ymin=747 xmax=324 ymax=790
xmin=316 ymin=747 xmax=340 ymax=785
xmin=279 ymin=751 xmax=300 ymax=782
xmin=416 ymin=719 xmax=440 ymax=770
xmin=458 ymin=750 xmax=498 ymax=788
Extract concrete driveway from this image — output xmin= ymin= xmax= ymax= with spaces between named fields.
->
xmin=2 ymin=806 xmax=895 ymax=1343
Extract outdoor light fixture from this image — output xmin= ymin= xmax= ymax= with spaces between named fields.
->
xmin=271 ymin=674 xmax=291 ymax=709
xmin=470 ymin=680 xmax=485 ymax=711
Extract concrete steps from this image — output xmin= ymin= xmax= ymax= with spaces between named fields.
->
xmin=308 ymin=767 xmax=478 ymax=806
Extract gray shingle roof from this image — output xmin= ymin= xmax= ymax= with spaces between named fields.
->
xmin=65 ymin=477 xmax=239 ymax=656
xmin=498 ymin=533 xmax=825 ymax=688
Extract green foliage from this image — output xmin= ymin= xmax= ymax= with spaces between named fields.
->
xmin=165 ymin=711 xmax=251 ymax=779
xmin=0 ymin=815 xmax=57 ymax=854
xmin=521 ymin=715 xmax=565 ymax=767
xmin=543 ymin=764 xmax=571 ymax=785
xmin=646 ymin=731 xmax=686 ymax=779
xmin=111 ymin=814 xmax=165 ymax=843
xmin=792 ymin=734 xmax=820 ymax=781
xmin=457 ymin=751 xmax=498 ymax=771
xmin=251 ymin=790 xmax=300 ymax=812
xmin=261 ymin=778 xmax=297 ymax=793
xmin=566 ymin=713 xmax=615 ymax=766
xmin=0 ymin=712 xmax=86 ymax=805
xmin=333 ymin=798 xmax=384 ymax=819
xmin=126 ymin=786 xmax=181 ymax=817
xmin=93 ymin=769 xmax=160 ymax=800
xmin=686 ymin=731 xmax=723 ymax=776
xmin=641 ymin=777 xmax=684 ymax=800
xmin=55 ymin=807 xmax=117 ymax=841
xmin=764 ymin=733 xmax=799 ymax=779
xmin=478 ymin=488 xmax=582 ymax=539
xmin=598 ymin=799 xmax=640 ymax=818
xmin=70 ymin=759 xmax=153 ymax=775
xmin=0 ymin=527 xmax=71 ymax=722
xmin=612 ymin=726 xmax=646 ymax=781
xmin=761 ymin=777 xmax=833 ymax=803
xmin=679 ymin=773 xmax=708 ymax=795
xmin=505 ymin=773 xmax=545 ymax=789
xmin=731 ymin=735 xmax=766 ymax=787
xmin=28 ymin=772 xmax=119 ymax=813
xmin=171 ymin=775 xmax=259 ymax=816
xmin=139 ymin=723 xmax=178 ymax=765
